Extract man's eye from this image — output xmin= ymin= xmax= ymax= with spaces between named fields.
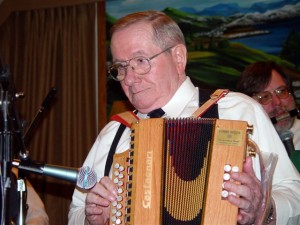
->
xmin=277 ymin=89 xmax=287 ymax=94
xmin=260 ymin=95 xmax=269 ymax=100
xmin=257 ymin=93 xmax=270 ymax=101
xmin=134 ymin=57 xmax=148 ymax=64
xmin=114 ymin=63 xmax=126 ymax=69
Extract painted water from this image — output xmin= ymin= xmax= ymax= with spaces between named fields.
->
xmin=230 ymin=17 xmax=300 ymax=56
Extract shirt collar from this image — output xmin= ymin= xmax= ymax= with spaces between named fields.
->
xmin=137 ymin=77 xmax=197 ymax=119
xmin=163 ymin=77 xmax=197 ymax=118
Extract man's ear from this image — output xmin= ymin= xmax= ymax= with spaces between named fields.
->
xmin=172 ymin=44 xmax=187 ymax=74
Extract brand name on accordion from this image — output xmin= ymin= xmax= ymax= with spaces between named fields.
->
xmin=142 ymin=151 xmax=153 ymax=208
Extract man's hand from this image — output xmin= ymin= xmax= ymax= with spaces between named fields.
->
xmin=85 ymin=176 xmax=118 ymax=225
xmin=223 ymin=157 xmax=263 ymax=225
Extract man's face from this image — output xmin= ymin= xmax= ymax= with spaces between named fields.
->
xmin=110 ymin=22 xmax=184 ymax=114
xmin=254 ymin=70 xmax=296 ymax=133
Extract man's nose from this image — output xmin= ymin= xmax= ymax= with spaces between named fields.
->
xmin=123 ymin=66 xmax=138 ymax=85
xmin=271 ymin=93 xmax=282 ymax=106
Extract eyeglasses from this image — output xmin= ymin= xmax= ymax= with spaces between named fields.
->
xmin=108 ymin=46 xmax=174 ymax=81
xmin=253 ymin=86 xmax=290 ymax=105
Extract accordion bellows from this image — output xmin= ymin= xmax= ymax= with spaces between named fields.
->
xmin=110 ymin=118 xmax=253 ymax=225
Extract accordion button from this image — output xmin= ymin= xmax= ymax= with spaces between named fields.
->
xmin=117 ymin=203 xmax=122 ymax=209
xmin=114 ymin=163 xmax=120 ymax=169
xmin=223 ymin=173 xmax=230 ymax=181
xmin=116 ymin=211 xmax=122 ymax=217
xmin=224 ymin=164 xmax=231 ymax=172
xmin=119 ymin=166 xmax=125 ymax=171
xmin=221 ymin=190 xmax=229 ymax=198
xmin=118 ymin=188 xmax=123 ymax=194
xmin=117 ymin=196 xmax=123 ymax=201
xmin=232 ymin=166 xmax=239 ymax=172
xmin=114 ymin=171 xmax=120 ymax=176
xmin=116 ymin=218 xmax=121 ymax=224
xmin=114 ymin=178 xmax=119 ymax=184
xmin=112 ymin=216 xmax=117 ymax=222
xmin=112 ymin=201 xmax=117 ymax=207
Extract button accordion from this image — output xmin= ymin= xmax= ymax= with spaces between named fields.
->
xmin=110 ymin=118 xmax=255 ymax=225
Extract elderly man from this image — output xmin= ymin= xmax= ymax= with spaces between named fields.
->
xmin=68 ymin=11 xmax=300 ymax=225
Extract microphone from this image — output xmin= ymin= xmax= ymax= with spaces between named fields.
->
xmin=279 ymin=130 xmax=295 ymax=157
xmin=271 ymin=108 xmax=300 ymax=124
xmin=12 ymin=159 xmax=97 ymax=189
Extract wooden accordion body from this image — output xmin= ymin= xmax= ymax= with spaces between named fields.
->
xmin=110 ymin=118 xmax=253 ymax=225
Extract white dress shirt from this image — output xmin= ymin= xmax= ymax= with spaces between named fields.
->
xmin=291 ymin=118 xmax=300 ymax=150
xmin=68 ymin=77 xmax=300 ymax=225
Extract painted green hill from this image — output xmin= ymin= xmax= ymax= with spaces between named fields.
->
xmin=187 ymin=42 xmax=299 ymax=91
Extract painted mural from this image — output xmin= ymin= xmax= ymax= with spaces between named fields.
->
xmin=106 ymin=0 xmax=300 ymax=113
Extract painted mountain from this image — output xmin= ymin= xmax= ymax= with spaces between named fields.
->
xmin=106 ymin=0 xmax=300 ymax=104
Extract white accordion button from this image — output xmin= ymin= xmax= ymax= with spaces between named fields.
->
xmin=119 ymin=166 xmax=125 ymax=171
xmin=229 ymin=192 xmax=237 ymax=196
xmin=224 ymin=164 xmax=231 ymax=172
xmin=232 ymin=166 xmax=239 ymax=172
xmin=113 ymin=178 xmax=119 ymax=184
xmin=221 ymin=190 xmax=229 ymax=198
xmin=117 ymin=188 xmax=123 ymax=194
xmin=223 ymin=173 xmax=230 ymax=181
xmin=117 ymin=203 xmax=122 ymax=209
xmin=114 ymin=163 xmax=120 ymax=169
xmin=114 ymin=171 xmax=119 ymax=176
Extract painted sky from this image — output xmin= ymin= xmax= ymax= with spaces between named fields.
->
xmin=106 ymin=0 xmax=279 ymax=18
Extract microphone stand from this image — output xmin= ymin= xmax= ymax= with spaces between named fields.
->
xmin=15 ymin=87 xmax=57 ymax=225
xmin=0 ymin=58 xmax=57 ymax=224
xmin=0 ymin=66 xmax=57 ymax=225
xmin=0 ymin=65 xmax=24 ymax=225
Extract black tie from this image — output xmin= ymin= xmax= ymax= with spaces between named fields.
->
xmin=147 ymin=108 xmax=165 ymax=118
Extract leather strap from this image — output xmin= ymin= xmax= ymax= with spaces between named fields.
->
xmin=104 ymin=111 xmax=138 ymax=176
xmin=104 ymin=124 xmax=126 ymax=176
xmin=192 ymin=89 xmax=229 ymax=118
xmin=110 ymin=110 xmax=139 ymax=127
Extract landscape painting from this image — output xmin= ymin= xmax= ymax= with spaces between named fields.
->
xmin=106 ymin=0 xmax=300 ymax=113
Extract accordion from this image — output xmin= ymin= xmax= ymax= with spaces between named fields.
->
xmin=110 ymin=118 xmax=255 ymax=225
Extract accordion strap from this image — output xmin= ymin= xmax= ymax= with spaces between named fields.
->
xmin=105 ymin=111 xmax=138 ymax=176
xmin=110 ymin=110 xmax=139 ymax=127
xmin=104 ymin=123 xmax=126 ymax=176
xmin=192 ymin=89 xmax=229 ymax=118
